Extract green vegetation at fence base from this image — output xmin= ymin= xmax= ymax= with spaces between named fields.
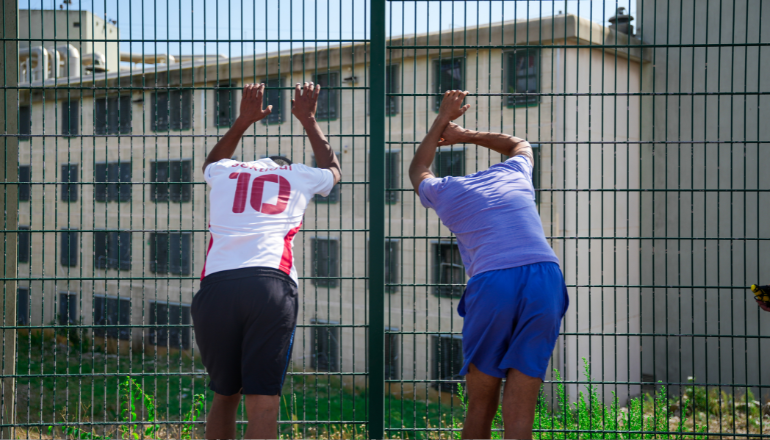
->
xmin=15 ymin=335 xmax=768 ymax=439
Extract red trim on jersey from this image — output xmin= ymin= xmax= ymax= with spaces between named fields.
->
xmin=278 ymin=223 xmax=302 ymax=275
xmin=200 ymin=234 xmax=214 ymax=281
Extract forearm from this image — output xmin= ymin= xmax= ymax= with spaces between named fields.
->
xmin=409 ymin=117 xmax=449 ymax=192
xmin=202 ymin=117 xmax=251 ymax=172
xmin=462 ymin=130 xmax=533 ymax=164
xmin=300 ymin=117 xmax=341 ymax=184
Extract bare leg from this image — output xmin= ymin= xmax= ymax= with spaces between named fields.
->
xmin=502 ymin=368 xmax=542 ymax=439
xmin=205 ymin=392 xmax=242 ymax=440
xmin=244 ymin=394 xmax=280 ymax=439
xmin=462 ymin=363 xmax=503 ymax=439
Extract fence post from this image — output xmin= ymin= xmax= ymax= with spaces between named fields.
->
xmin=0 ymin=0 xmax=18 ymax=437
xmin=368 ymin=0 xmax=386 ymax=438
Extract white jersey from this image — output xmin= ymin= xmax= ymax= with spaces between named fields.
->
xmin=202 ymin=158 xmax=335 ymax=284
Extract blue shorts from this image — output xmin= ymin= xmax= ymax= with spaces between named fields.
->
xmin=458 ymin=262 xmax=569 ymax=381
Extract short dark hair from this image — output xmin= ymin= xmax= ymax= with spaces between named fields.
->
xmin=269 ymin=155 xmax=293 ymax=166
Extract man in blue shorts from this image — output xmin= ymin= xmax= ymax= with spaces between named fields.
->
xmin=409 ymin=90 xmax=569 ymax=439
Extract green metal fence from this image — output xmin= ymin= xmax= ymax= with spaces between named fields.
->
xmin=1 ymin=0 xmax=769 ymax=438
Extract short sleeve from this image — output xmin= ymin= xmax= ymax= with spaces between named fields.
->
xmin=418 ymin=177 xmax=444 ymax=210
xmin=204 ymin=158 xmax=238 ymax=185
xmin=293 ymin=163 xmax=335 ymax=197
xmin=504 ymin=155 xmax=533 ymax=181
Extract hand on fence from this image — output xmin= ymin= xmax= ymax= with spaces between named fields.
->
xmin=437 ymin=90 xmax=471 ymax=123
xmin=438 ymin=122 xmax=470 ymax=146
xmin=292 ymin=82 xmax=321 ymax=123
xmin=238 ymin=83 xmax=272 ymax=124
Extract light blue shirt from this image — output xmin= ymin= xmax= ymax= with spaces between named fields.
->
xmin=419 ymin=155 xmax=559 ymax=278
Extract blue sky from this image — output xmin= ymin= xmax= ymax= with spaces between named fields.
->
xmin=21 ymin=0 xmax=637 ymax=58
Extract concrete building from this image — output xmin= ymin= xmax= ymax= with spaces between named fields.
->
xmin=15 ymin=10 xmax=653 ymax=402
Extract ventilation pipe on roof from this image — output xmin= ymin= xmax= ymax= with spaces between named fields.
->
xmin=609 ymin=7 xmax=635 ymax=36
xmin=46 ymin=46 xmax=62 ymax=79
xmin=19 ymin=46 xmax=49 ymax=83
xmin=82 ymin=52 xmax=107 ymax=72
xmin=57 ymin=44 xmax=80 ymax=77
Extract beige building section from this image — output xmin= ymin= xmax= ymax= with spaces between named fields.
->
xmin=17 ymin=13 xmax=650 ymax=402
xmin=638 ymin=0 xmax=770 ymax=398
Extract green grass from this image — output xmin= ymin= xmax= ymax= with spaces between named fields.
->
xmin=14 ymin=333 xmax=767 ymax=439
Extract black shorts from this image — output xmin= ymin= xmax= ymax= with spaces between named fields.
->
xmin=191 ymin=267 xmax=298 ymax=396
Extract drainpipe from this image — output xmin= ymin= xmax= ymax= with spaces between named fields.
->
xmin=46 ymin=46 xmax=61 ymax=79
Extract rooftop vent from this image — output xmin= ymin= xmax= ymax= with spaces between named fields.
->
xmin=609 ymin=7 xmax=634 ymax=36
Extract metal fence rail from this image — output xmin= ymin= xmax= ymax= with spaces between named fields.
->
xmin=1 ymin=0 xmax=769 ymax=439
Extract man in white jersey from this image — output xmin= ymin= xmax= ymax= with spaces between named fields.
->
xmin=192 ymin=82 xmax=341 ymax=439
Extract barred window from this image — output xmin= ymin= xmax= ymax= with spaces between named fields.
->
xmin=314 ymin=72 xmax=339 ymax=121
xmin=433 ymin=147 xmax=465 ymax=178
xmin=432 ymin=242 xmax=465 ymax=297
xmin=384 ymin=239 xmax=399 ymax=293
xmin=17 ymin=288 xmax=29 ymax=326
xmin=150 ymin=160 xmax=192 ymax=202
xmin=18 ymin=165 xmax=30 ymax=201
xmin=19 ymin=105 xmax=30 ymax=141
xmin=61 ymin=100 xmax=79 ymax=136
xmin=18 ymin=226 xmax=29 ymax=263
xmin=61 ymin=163 xmax=78 ymax=202
xmin=262 ymin=77 xmax=285 ymax=124
xmin=94 ymin=96 xmax=132 ymax=134
xmin=93 ymin=296 xmax=131 ymax=340
xmin=150 ymin=232 xmax=191 ymax=275
xmin=95 ymin=162 xmax=132 ymax=202
xmin=215 ymin=83 xmax=237 ymax=127
xmin=386 ymin=64 xmax=399 ymax=116
xmin=385 ymin=150 xmax=400 ymax=203
xmin=433 ymin=58 xmax=464 ymax=112
xmin=310 ymin=319 xmax=340 ymax=372
xmin=149 ymin=302 xmax=191 ymax=349
xmin=506 ymin=49 xmax=539 ymax=107
xmin=59 ymin=292 xmax=77 ymax=325
xmin=431 ymin=334 xmax=464 ymax=392
xmin=311 ymin=237 xmax=339 ymax=288
xmin=60 ymin=229 xmax=78 ymax=267
xmin=152 ymin=90 xmax=191 ymax=131
xmin=94 ymin=231 xmax=132 ymax=271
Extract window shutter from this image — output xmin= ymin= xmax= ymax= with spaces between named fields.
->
xmin=62 ymin=100 xmax=79 ymax=136
xmin=94 ymin=99 xmax=107 ymax=135
xmin=385 ymin=151 xmax=399 ymax=203
xmin=59 ymin=293 xmax=77 ymax=325
xmin=94 ymin=231 xmax=108 ymax=269
xmin=181 ymin=305 xmax=191 ymax=349
xmin=107 ymin=162 xmax=119 ymax=202
xmin=151 ymin=161 xmax=170 ymax=202
xmin=18 ymin=226 xmax=29 ymax=263
xmin=17 ymin=288 xmax=29 ymax=325
xmin=149 ymin=302 xmax=160 ymax=345
xmin=19 ymin=106 xmax=31 ymax=140
xmin=386 ymin=65 xmax=399 ymax=116
xmin=170 ymin=90 xmax=181 ymax=130
xmin=18 ymin=165 xmax=30 ymax=201
xmin=94 ymin=163 xmax=107 ymax=202
xmin=180 ymin=160 xmax=192 ymax=202
xmin=181 ymin=90 xmax=192 ymax=129
xmin=93 ymin=296 xmax=106 ymax=337
xmin=61 ymin=230 xmax=78 ymax=267
xmin=117 ymin=231 xmax=131 ymax=271
xmin=385 ymin=333 xmax=399 ymax=380
xmin=118 ymin=298 xmax=131 ymax=340
xmin=385 ymin=240 xmax=399 ymax=291
xmin=169 ymin=233 xmax=190 ymax=275
xmin=313 ymin=153 xmax=341 ymax=203
xmin=152 ymin=92 xmax=169 ymax=131
xmin=168 ymin=161 xmax=181 ymax=202
xmin=119 ymin=95 xmax=132 ymax=133
xmin=263 ymin=78 xmax=283 ymax=124
xmin=61 ymin=164 xmax=78 ymax=202
xmin=150 ymin=233 xmax=169 ymax=274
xmin=118 ymin=162 xmax=132 ymax=202
xmin=107 ymin=97 xmax=119 ymax=134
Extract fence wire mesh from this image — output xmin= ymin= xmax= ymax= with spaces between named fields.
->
xmin=1 ymin=0 xmax=769 ymax=439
